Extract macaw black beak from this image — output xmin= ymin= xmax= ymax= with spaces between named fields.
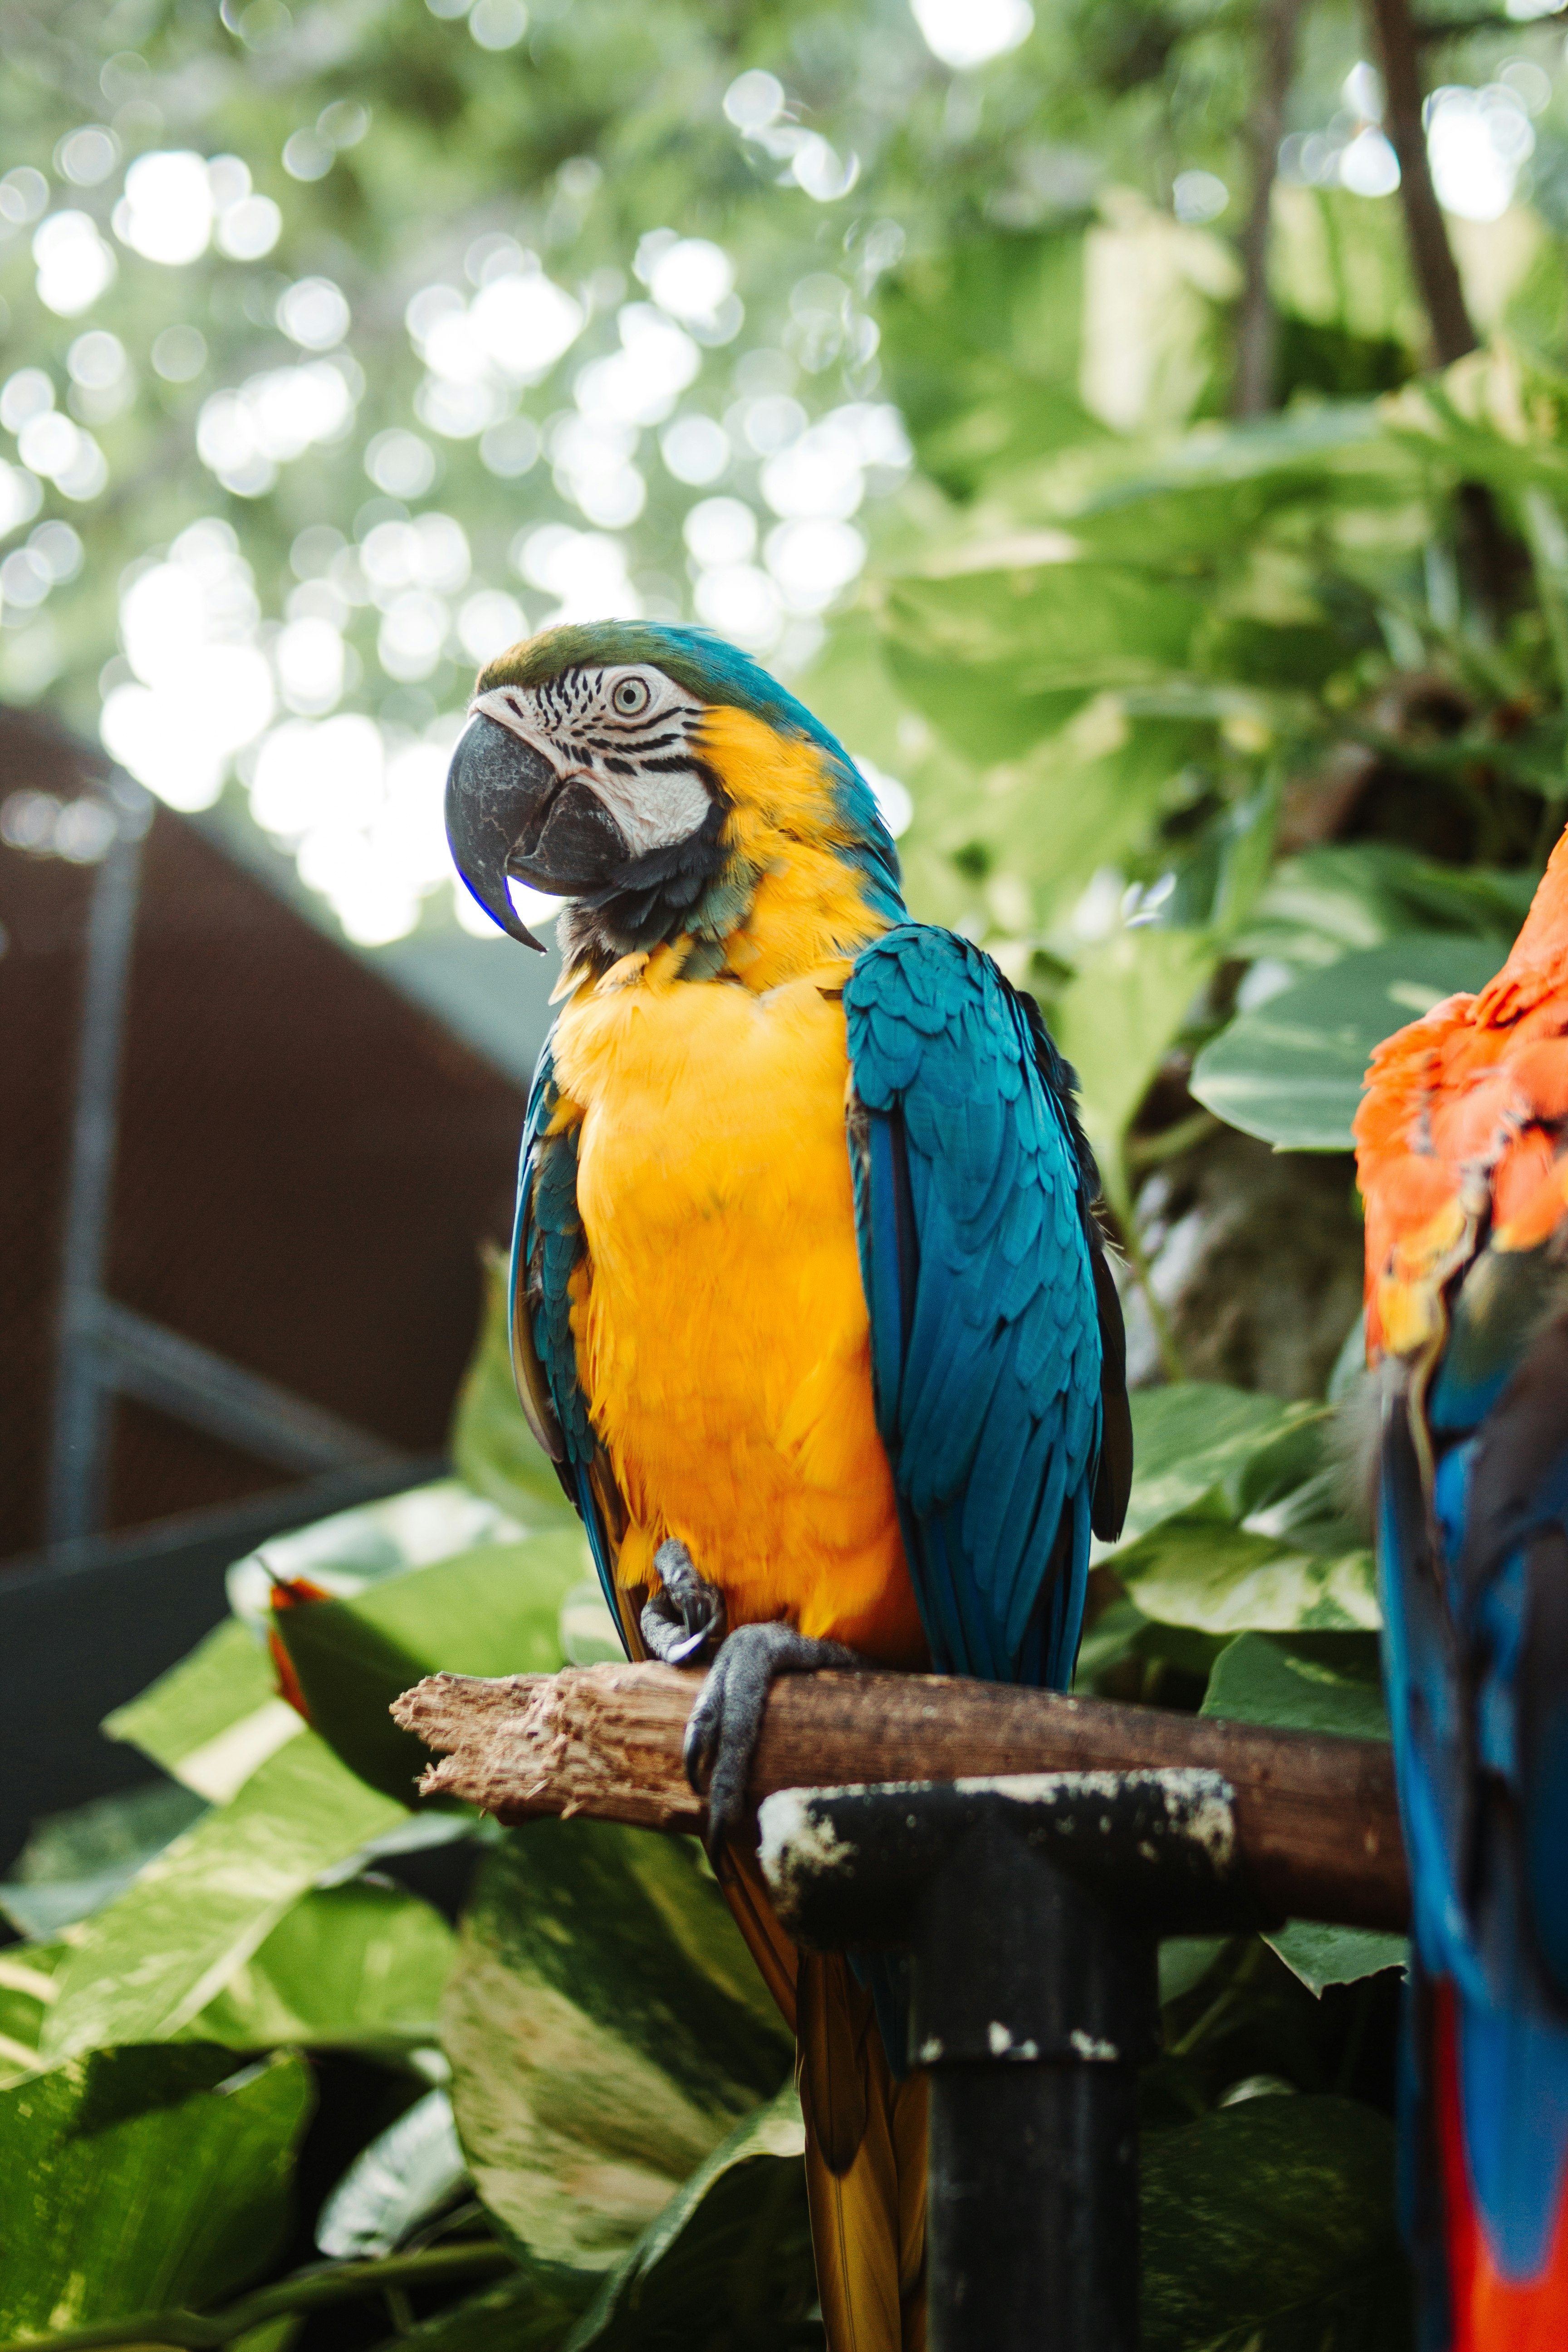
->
xmin=445 ymin=715 xmax=629 ymax=951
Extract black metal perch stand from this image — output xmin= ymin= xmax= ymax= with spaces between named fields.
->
xmin=759 ymin=1769 xmax=1274 ymax=2352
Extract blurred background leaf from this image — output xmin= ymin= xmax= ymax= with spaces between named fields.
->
xmin=443 ymin=1820 xmax=793 ymax=2274
xmin=1190 ymin=936 xmax=1505 ymax=1151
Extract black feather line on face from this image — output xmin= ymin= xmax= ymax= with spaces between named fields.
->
xmin=555 ymin=781 xmax=739 ymax=969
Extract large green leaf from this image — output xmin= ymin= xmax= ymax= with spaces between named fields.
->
xmin=104 ymin=1615 xmax=300 ymax=1804
xmin=0 ymin=2044 xmax=311 ymax=2336
xmin=1061 ymin=404 xmax=1405 ymax=565
xmin=1191 ymin=936 xmax=1505 ymax=1151
xmin=884 ymin=642 xmax=1092 ymax=767
xmin=274 ymin=1530 xmax=587 ymax=1803
xmin=1142 ymin=2094 xmax=1406 ymax=2352
xmin=565 ymin=2082 xmax=815 ymax=2352
xmin=226 ymin=1480 xmax=536 ymax=1627
xmin=1119 ymin=1384 xmax=1314 ymax=1543
xmin=443 ymin=1821 xmax=793 ymax=2272
xmin=1109 ymin=1506 xmax=1379 ymax=1634
xmin=1236 ymin=844 xmax=1535 ymax=974
xmin=969 ymin=715 xmax=1206 ymax=920
xmin=0 ymin=1780 xmax=208 ymax=1940
xmin=877 ymin=230 xmax=1102 ymax=497
xmin=316 ymin=2088 xmax=467 ymax=2259
xmin=1263 ymin=1921 xmax=1406 ymax=1999
xmin=103 ymin=1476 xmax=543 ymax=1810
xmin=1053 ymin=926 xmax=1218 ymax=1202
xmin=0 ymin=1947 xmax=68 ymax=2088
xmin=882 ymin=555 xmax=1211 ymax=764
xmin=187 ymin=1878 xmax=456 ymax=2058
xmin=1202 ymin=1630 xmax=1389 ymax=1743
xmin=1202 ymin=1634 xmax=1406 ymax=1992
xmin=40 ymin=1734 xmax=404 ymax=2062
xmin=887 ymin=558 xmax=1209 ymax=687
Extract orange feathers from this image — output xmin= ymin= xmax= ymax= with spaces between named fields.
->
xmin=1354 ymin=826 xmax=1568 ymax=1358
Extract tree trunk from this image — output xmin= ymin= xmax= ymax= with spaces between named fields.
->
xmin=1366 ymin=0 xmax=1476 ymax=366
xmin=1233 ymin=0 xmax=1308 ymax=417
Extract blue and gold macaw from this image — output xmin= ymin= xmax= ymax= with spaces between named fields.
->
xmin=445 ymin=621 xmax=1131 ymax=2350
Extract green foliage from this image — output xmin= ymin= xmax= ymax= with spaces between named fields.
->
xmin=314 ymin=2087 xmax=468 ymax=2259
xmin=1119 ymin=1384 xmax=1313 ymax=1540
xmin=1109 ymin=1508 xmax=1379 ymax=1636
xmin=39 ymin=1735 xmax=405 ymax=2063
xmin=874 ymin=229 xmax=1099 ymax=488
xmin=565 ymin=2083 xmax=815 ymax=2351
xmin=1202 ymin=1631 xmax=1388 ymax=1744
xmin=0 ymin=1781 xmax=207 ymax=1940
xmin=374 ymin=2266 xmax=596 ymax=2352
xmin=1098 ymin=1385 xmax=1376 ymax=1636
xmin=103 ymin=1615 xmax=291 ymax=1801
xmin=1142 ymin=2097 xmax=1406 ymax=2352
xmin=443 ymin=1822 xmax=792 ymax=2270
xmin=1201 ymin=1636 xmax=1406 ymax=1993
xmin=1191 ymin=936 xmax=1506 ymax=1152
xmin=189 ymin=1879 xmax=455 ymax=2058
xmin=0 ymin=2045 xmax=311 ymax=2338
xmin=1055 ymin=926 xmax=1218 ymax=1206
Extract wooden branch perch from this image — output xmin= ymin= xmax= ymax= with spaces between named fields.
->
xmin=392 ymin=1664 xmax=1409 ymax=1934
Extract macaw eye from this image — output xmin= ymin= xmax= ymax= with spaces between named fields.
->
xmin=611 ymin=676 xmax=651 ymax=717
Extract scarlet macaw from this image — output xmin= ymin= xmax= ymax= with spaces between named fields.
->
xmin=1356 ymin=830 xmax=1568 ymax=2350
xmin=445 ymin=621 xmax=1130 ymax=2348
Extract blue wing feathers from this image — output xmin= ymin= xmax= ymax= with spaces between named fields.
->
xmin=511 ymin=1041 xmax=626 ymax=1638
xmin=846 ymin=923 xmax=1122 ymax=1689
xmin=1383 ymin=1258 xmax=1568 ymax=2293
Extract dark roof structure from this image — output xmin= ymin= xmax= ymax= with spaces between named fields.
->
xmin=0 ymin=702 xmax=530 ymax=1566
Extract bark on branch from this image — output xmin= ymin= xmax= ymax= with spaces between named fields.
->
xmin=392 ymin=1662 xmax=1409 ymax=1934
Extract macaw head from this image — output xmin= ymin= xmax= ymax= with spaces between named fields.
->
xmin=444 ymin=620 xmax=902 ymax=971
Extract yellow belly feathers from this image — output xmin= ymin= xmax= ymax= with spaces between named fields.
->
xmin=549 ymin=955 xmax=925 ymax=1665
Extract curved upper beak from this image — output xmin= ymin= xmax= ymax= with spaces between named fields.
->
xmin=445 ymin=715 xmax=553 ymax=949
xmin=445 ymin=714 xmax=632 ymax=951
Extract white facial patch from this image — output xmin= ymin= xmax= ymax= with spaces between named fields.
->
xmin=470 ymin=664 xmax=714 ymax=858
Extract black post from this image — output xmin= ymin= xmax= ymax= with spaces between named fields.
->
xmin=917 ymin=1813 xmax=1154 ymax=2351
xmin=759 ymin=1770 xmax=1273 ymax=2352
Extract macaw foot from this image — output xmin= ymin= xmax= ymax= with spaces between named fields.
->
xmin=639 ymin=1539 xmax=727 ymax=1667
xmin=684 ymin=1621 xmax=865 ymax=1839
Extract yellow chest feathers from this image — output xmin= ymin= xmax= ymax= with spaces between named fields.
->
xmin=547 ymin=964 xmax=923 ymax=1661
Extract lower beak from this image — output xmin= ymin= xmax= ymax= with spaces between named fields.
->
xmin=444 ymin=715 xmax=629 ymax=950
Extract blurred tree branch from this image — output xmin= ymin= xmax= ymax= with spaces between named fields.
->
xmin=1368 ymin=0 xmax=1516 ymax=623
xmin=1233 ymin=0 xmax=1308 ymax=418
xmin=1367 ymin=0 xmax=1477 ymax=366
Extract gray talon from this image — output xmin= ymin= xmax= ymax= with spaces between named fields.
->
xmin=639 ymin=1539 xmax=727 ymax=1667
xmin=683 ymin=1621 xmax=864 ymax=1838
